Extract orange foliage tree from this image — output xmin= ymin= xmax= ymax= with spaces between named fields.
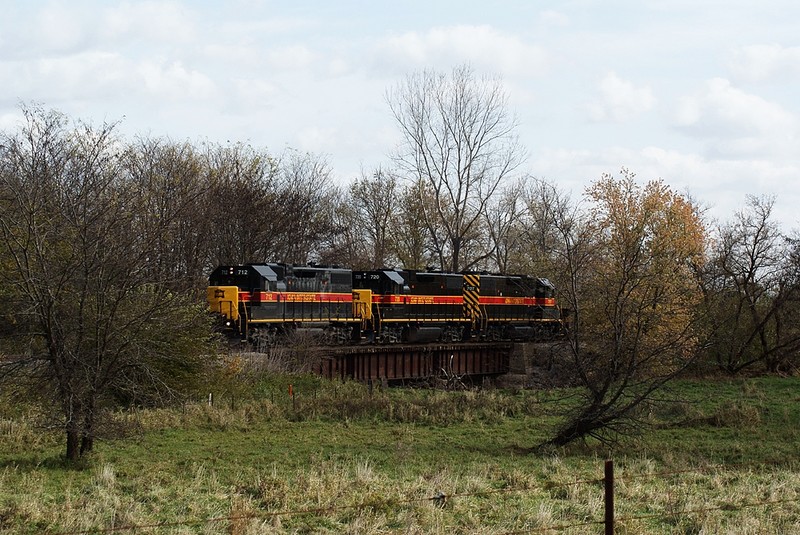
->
xmin=544 ymin=168 xmax=707 ymax=447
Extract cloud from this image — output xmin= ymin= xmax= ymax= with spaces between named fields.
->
xmin=537 ymin=10 xmax=570 ymax=27
xmin=372 ymin=25 xmax=549 ymax=77
xmin=136 ymin=59 xmax=217 ymax=101
xmin=729 ymin=44 xmax=800 ymax=82
xmin=100 ymin=1 xmax=196 ymax=44
xmin=0 ymin=1 xmax=197 ymax=60
xmin=586 ymin=72 xmax=656 ymax=122
xmin=0 ymin=52 xmax=130 ymax=103
xmin=264 ymin=45 xmax=317 ymax=71
xmin=203 ymin=44 xmax=262 ymax=69
xmin=37 ymin=2 xmax=92 ymax=53
xmin=674 ymin=78 xmax=797 ymax=157
xmin=2 ymin=49 xmax=216 ymax=106
xmin=0 ymin=111 xmax=24 ymax=131
xmin=531 ymin=144 xmax=800 ymax=229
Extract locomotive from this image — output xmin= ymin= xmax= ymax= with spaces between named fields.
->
xmin=207 ymin=263 xmax=562 ymax=345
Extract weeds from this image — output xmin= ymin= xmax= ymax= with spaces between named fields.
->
xmin=0 ymin=376 xmax=798 ymax=533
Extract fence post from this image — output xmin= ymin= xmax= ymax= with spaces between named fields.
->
xmin=604 ymin=459 xmax=614 ymax=535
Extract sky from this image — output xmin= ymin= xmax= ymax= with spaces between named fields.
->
xmin=1 ymin=0 xmax=799 ymax=232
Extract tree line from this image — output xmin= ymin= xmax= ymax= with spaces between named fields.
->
xmin=1 ymin=65 xmax=799 ymax=460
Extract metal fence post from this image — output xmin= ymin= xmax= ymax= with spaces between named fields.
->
xmin=605 ymin=459 xmax=614 ymax=535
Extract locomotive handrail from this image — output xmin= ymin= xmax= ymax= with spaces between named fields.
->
xmin=238 ymin=300 xmax=248 ymax=341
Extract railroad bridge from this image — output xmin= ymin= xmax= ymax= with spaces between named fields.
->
xmin=316 ymin=342 xmax=546 ymax=385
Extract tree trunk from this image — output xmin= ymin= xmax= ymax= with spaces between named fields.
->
xmin=80 ymin=395 xmax=96 ymax=455
xmin=66 ymin=428 xmax=81 ymax=462
xmin=80 ymin=435 xmax=94 ymax=455
xmin=451 ymin=237 xmax=461 ymax=273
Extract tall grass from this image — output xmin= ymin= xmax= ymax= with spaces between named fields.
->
xmin=0 ymin=375 xmax=798 ymax=533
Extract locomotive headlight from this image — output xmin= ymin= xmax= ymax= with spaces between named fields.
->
xmin=225 ymin=320 xmax=232 ymax=327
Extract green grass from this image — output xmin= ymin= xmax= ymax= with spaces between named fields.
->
xmin=0 ymin=376 xmax=799 ymax=533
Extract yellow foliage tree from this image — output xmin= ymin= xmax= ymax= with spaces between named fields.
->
xmin=584 ymin=170 xmax=706 ymax=371
xmin=545 ymin=168 xmax=707 ymax=447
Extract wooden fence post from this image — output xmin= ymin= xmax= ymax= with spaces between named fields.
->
xmin=605 ymin=459 xmax=614 ymax=535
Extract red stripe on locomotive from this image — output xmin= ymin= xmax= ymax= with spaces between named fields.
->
xmin=239 ymin=291 xmax=354 ymax=303
xmin=371 ymin=294 xmax=556 ymax=307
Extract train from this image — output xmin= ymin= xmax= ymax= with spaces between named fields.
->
xmin=207 ymin=263 xmax=563 ymax=346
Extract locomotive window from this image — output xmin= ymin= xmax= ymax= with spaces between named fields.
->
xmin=295 ymin=271 xmax=317 ymax=278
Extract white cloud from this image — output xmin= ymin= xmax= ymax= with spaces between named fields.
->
xmin=0 ymin=111 xmax=24 ymax=131
xmin=326 ymin=57 xmax=351 ymax=77
xmin=37 ymin=2 xmax=91 ymax=53
xmin=136 ymin=59 xmax=217 ymax=101
xmin=264 ymin=45 xmax=317 ymax=71
xmin=2 ymin=1 xmax=196 ymax=60
xmin=1 ymin=52 xmax=130 ymax=103
xmin=538 ymin=10 xmax=570 ymax=27
xmin=215 ymin=17 xmax=321 ymax=38
xmin=729 ymin=44 xmax=800 ymax=82
xmin=203 ymin=44 xmax=262 ymax=69
xmin=3 ymin=1 xmax=799 ymax=232
xmin=674 ymin=78 xmax=797 ymax=157
xmin=586 ymin=72 xmax=656 ymax=122
xmin=675 ymin=78 xmax=792 ymax=134
xmin=231 ymin=78 xmax=280 ymax=109
xmin=3 ymin=49 xmax=216 ymax=105
xmin=373 ymin=25 xmax=549 ymax=77
xmin=100 ymin=1 xmax=196 ymax=44
xmin=532 ymin=144 xmax=800 ymax=229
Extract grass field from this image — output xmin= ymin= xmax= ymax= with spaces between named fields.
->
xmin=0 ymin=374 xmax=798 ymax=534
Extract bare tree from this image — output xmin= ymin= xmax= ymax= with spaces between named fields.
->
xmin=392 ymin=178 xmax=441 ymax=270
xmin=204 ymin=142 xmax=280 ymax=266
xmin=274 ymin=150 xmax=338 ymax=263
xmin=348 ymin=167 xmax=399 ymax=268
xmin=124 ymin=137 xmax=210 ymax=292
xmin=700 ymin=196 xmax=800 ymax=373
xmin=520 ymin=178 xmax=592 ymax=326
xmin=485 ymin=179 xmax=526 ymax=273
xmin=387 ymin=64 xmax=525 ymax=272
xmin=318 ymin=186 xmax=366 ymax=268
xmin=0 ymin=106 xmax=214 ymax=461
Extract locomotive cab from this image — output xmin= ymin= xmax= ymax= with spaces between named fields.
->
xmin=353 ymin=269 xmax=409 ymax=295
xmin=208 ymin=264 xmax=284 ymax=338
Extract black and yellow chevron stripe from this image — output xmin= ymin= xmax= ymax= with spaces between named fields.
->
xmin=462 ymin=274 xmax=481 ymax=327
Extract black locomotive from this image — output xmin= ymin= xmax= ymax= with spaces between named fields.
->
xmin=208 ymin=263 xmax=562 ymax=345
